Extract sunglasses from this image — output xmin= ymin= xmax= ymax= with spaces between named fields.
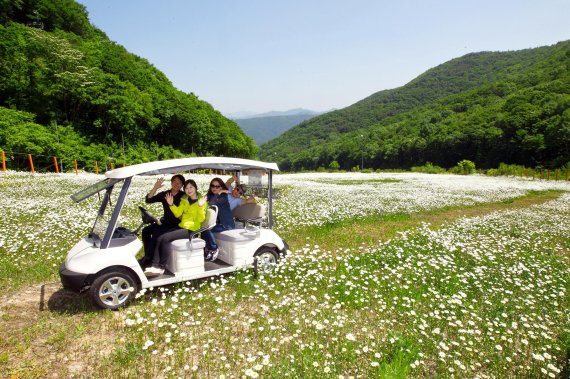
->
xmin=210 ymin=184 xmax=221 ymax=188
xmin=234 ymin=187 xmax=243 ymax=195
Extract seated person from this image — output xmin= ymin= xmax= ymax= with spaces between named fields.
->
xmin=201 ymin=177 xmax=235 ymax=262
xmin=144 ymin=179 xmax=207 ymax=277
xmin=224 ymin=175 xmax=258 ymax=211
xmin=139 ymin=174 xmax=185 ymax=268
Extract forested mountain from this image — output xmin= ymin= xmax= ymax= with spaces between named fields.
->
xmin=0 ymin=0 xmax=257 ymax=171
xmin=260 ymin=41 xmax=570 ymax=171
xmin=234 ymin=111 xmax=319 ymax=145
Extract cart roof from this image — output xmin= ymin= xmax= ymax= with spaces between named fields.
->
xmin=105 ymin=157 xmax=279 ymax=179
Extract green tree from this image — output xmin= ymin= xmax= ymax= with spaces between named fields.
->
xmin=328 ymin=160 xmax=340 ymax=171
xmin=453 ymin=159 xmax=476 ymax=175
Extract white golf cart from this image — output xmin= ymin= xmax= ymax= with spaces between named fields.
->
xmin=59 ymin=157 xmax=289 ymax=310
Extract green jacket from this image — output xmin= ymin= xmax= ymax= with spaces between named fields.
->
xmin=169 ymin=196 xmax=207 ymax=231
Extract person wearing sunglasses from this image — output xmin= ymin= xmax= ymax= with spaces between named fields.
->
xmin=201 ymin=177 xmax=235 ymax=261
xmin=224 ymin=175 xmax=258 ymax=211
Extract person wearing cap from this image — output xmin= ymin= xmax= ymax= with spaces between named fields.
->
xmin=225 ymin=175 xmax=258 ymax=211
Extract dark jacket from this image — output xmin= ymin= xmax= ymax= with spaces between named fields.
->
xmin=145 ymin=190 xmax=184 ymax=227
xmin=207 ymin=193 xmax=235 ymax=229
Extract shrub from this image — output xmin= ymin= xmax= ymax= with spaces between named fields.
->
xmin=328 ymin=160 xmax=340 ymax=171
xmin=411 ymin=162 xmax=447 ymax=174
xmin=452 ymin=160 xmax=476 ymax=175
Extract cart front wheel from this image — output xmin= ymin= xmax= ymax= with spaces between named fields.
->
xmin=90 ymin=270 xmax=138 ymax=310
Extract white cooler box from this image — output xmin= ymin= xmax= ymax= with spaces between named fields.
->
xmin=167 ymin=238 xmax=206 ymax=276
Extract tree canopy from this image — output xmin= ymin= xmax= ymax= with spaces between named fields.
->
xmin=0 ymin=0 xmax=257 ymax=171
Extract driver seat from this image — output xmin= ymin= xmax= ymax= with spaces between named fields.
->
xmin=167 ymin=205 xmax=218 ymax=276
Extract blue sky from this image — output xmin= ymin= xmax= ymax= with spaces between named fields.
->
xmin=76 ymin=0 xmax=570 ymax=116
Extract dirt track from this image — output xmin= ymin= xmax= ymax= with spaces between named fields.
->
xmin=0 ymin=282 xmax=118 ymax=378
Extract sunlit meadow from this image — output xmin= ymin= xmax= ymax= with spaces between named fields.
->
xmin=0 ymin=171 xmax=569 ymax=378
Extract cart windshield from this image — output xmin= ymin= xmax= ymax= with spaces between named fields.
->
xmin=78 ymin=179 xmax=128 ymax=244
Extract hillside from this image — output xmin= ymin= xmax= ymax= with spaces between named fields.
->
xmin=0 ymin=0 xmax=257 ymax=171
xmin=260 ymin=41 xmax=570 ymax=171
xmin=234 ymin=112 xmax=318 ymax=145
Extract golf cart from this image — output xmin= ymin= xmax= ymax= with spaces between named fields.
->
xmin=59 ymin=157 xmax=289 ymax=310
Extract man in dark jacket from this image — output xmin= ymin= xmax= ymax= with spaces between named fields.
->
xmin=138 ymin=174 xmax=185 ymax=268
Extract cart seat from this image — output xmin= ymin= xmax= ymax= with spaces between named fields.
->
xmin=232 ymin=203 xmax=265 ymax=228
xmin=167 ymin=206 xmax=218 ymax=276
xmin=216 ymin=203 xmax=265 ymax=242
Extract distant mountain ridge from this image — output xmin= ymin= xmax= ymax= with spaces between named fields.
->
xmin=232 ymin=109 xmax=322 ymax=145
xmin=232 ymin=108 xmax=320 ymax=119
xmin=260 ymin=40 xmax=570 ymax=171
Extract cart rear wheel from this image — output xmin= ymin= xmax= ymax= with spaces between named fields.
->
xmin=90 ymin=270 xmax=138 ymax=310
xmin=253 ymin=247 xmax=279 ymax=276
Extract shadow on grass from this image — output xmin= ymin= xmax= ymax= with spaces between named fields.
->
xmin=44 ymin=285 xmax=98 ymax=313
xmin=42 ymin=273 xmax=230 ymax=315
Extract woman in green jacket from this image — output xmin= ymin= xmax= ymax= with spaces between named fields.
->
xmin=144 ymin=179 xmax=207 ymax=277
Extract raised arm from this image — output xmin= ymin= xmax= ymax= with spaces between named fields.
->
xmin=145 ymin=177 xmax=165 ymax=203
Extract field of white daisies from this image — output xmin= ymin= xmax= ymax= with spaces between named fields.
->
xmin=0 ymin=170 xmax=569 ymax=378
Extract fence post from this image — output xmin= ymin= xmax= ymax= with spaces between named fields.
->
xmin=74 ymin=159 xmax=78 ymax=175
xmin=95 ymin=161 xmax=99 ymax=175
xmin=53 ymin=156 xmax=60 ymax=174
xmin=28 ymin=154 xmax=35 ymax=174
xmin=555 ymin=169 xmax=559 ymax=181
xmin=110 ymin=162 xmax=114 ymax=170
xmin=1 ymin=150 xmax=6 ymax=176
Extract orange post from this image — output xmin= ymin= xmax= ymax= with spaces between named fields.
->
xmin=74 ymin=159 xmax=78 ymax=175
xmin=53 ymin=156 xmax=60 ymax=174
xmin=28 ymin=154 xmax=35 ymax=174
xmin=110 ymin=162 xmax=114 ymax=170
xmin=95 ymin=161 xmax=99 ymax=174
xmin=1 ymin=150 xmax=6 ymax=176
